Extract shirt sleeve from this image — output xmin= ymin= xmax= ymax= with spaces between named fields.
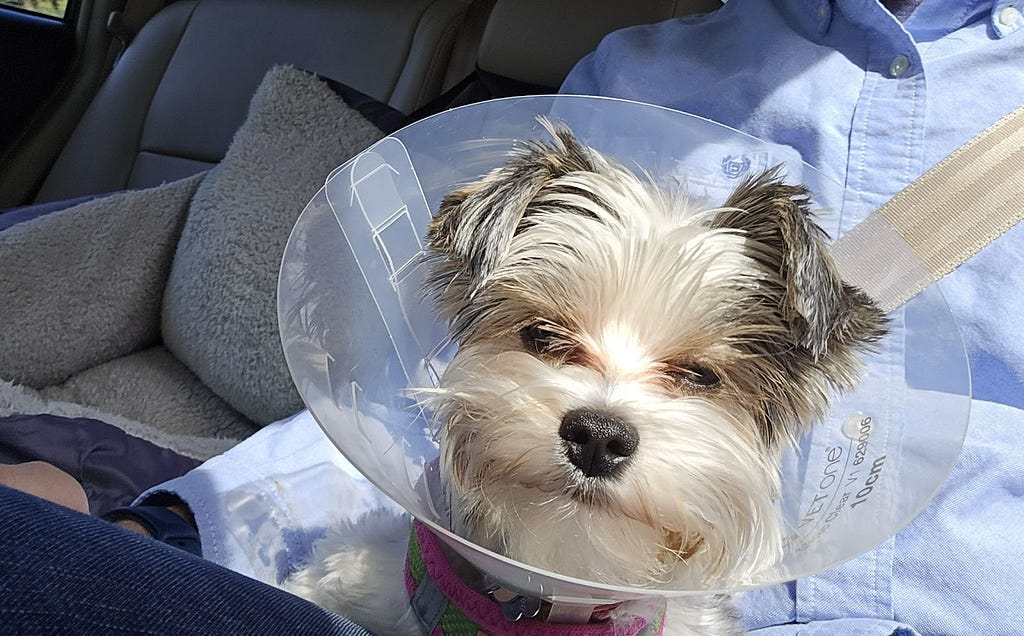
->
xmin=136 ymin=410 xmax=402 ymax=585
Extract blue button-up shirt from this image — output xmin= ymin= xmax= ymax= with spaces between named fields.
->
xmin=563 ymin=1 xmax=1024 ymax=634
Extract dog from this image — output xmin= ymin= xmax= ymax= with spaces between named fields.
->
xmin=285 ymin=120 xmax=887 ymax=635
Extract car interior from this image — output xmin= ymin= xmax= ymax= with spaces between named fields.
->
xmin=4 ymin=4 xmax=1023 ymax=635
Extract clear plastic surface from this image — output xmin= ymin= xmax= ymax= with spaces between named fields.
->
xmin=277 ymin=96 xmax=969 ymax=603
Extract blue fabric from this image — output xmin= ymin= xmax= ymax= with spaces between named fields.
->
xmin=0 ymin=413 xmax=199 ymax=516
xmin=103 ymin=504 xmax=204 ymax=557
xmin=562 ymin=1 xmax=1024 ymax=634
xmin=0 ymin=485 xmax=371 ymax=636
xmin=137 ymin=410 xmax=403 ymax=585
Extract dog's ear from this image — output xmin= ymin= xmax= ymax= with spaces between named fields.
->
xmin=426 ymin=119 xmax=596 ymax=288
xmin=712 ymin=168 xmax=887 ymax=361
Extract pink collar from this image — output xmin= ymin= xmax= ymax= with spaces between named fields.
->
xmin=404 ymin=520 xmax=665 ymax=636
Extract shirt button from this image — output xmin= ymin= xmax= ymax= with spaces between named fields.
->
xmin=998 ymin=6 xmax=1021 ymax=27
xmin=889 ymin=54 xmax=910 ymax=77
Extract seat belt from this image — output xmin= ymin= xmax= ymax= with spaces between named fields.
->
xmin=831 ymin=102 xmax=1024 ymax=313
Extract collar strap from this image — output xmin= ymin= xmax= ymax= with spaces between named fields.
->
xmin=404 ymin=520 xmax=664 ymax=635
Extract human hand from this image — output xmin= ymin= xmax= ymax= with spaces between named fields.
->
xmin=0 ymin=461 xmax=90 ymax=513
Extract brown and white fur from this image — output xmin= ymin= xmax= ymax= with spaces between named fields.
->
xmin=285 ymin=121 xmax=886 ymax=635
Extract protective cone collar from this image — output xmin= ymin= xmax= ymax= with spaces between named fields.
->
xmin=278 ymin=95 xmax=969 ymax=604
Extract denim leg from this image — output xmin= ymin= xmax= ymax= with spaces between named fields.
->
xmin=0 ymin=485 xmax=371 ymax=636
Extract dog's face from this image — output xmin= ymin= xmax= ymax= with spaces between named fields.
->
xmin=423 ymin=122 xmax=886 ymax=588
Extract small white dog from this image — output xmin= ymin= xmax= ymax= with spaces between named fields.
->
xmin=286 ymin=121 xmax=886 ymax=635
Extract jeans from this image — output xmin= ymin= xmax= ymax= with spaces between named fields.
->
xmin=0 ymin=485 xmax=371 ymax=635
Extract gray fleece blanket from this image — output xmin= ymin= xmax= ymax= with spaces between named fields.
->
xmin=0 ymin=67 xmax=386 ymax=459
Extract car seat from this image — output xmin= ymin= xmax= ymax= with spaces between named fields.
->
xmin=34 ymin=0 xmax=475 ymax=203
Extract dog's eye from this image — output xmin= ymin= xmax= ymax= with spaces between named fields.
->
xmin=667 ymin=363 xmax=721 ymax=390
xmin=519 ymin=322 xmax=566 ymax=356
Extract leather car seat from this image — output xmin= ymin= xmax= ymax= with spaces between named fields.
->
xmin=34 ymin=0 xmax=472 ymax=203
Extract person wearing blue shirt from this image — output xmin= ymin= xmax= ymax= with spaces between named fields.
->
xmin=562 ymin=1 xmax=1024 ymax=633
xmin=2 ymin=2 xmax=1022 ymax=635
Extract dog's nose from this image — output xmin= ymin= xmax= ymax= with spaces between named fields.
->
xmin=559 ymin=409 xmax=639 ymax=478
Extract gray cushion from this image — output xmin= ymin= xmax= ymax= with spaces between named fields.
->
xmin=39 ymin=346 xmax=255 ymax=441
xmin=0 ymin=376 xmax=240 ymax=461
xmin=161 ymin=66 xmax=386 ymax=425
xmin=0 ymin=174 xmax=202 ymax=388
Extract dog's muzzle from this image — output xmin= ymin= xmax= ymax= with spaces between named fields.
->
xmin=559 ymin=409 xmax=639 ymax=478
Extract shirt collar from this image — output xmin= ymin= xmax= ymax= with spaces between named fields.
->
xmin=785 ymin=0 xmax=836 ymax=39
xmin=780 ymin=0 xmax=1020 ymax=40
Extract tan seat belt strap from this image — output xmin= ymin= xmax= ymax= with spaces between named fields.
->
xmin=831 ymin=102 xmax=1024 ymax=313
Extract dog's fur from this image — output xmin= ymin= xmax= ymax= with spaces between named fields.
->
xmin=285 ymin=121 xmax=887 ymax=635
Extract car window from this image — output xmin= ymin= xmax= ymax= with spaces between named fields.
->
xmin=1 ymin=0 xmax=68 ymax=19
